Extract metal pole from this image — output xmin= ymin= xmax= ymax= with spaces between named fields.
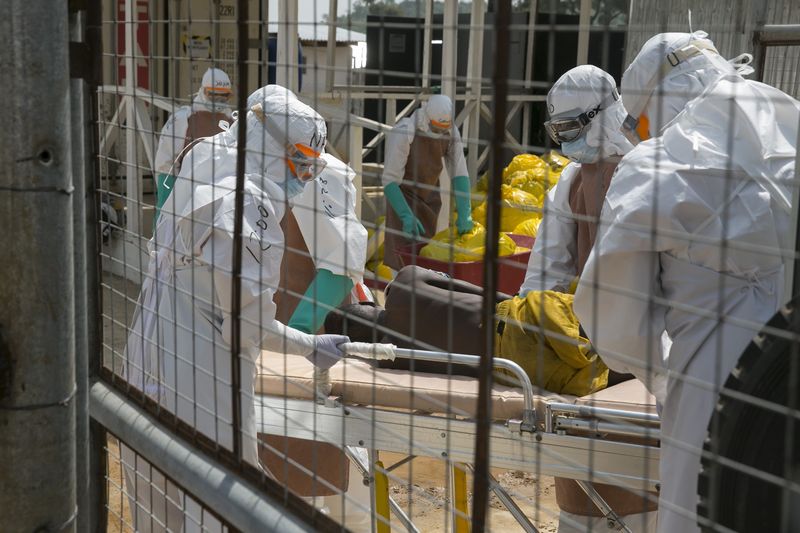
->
xmin=576 ymin=0 xmax=591 ymax=65
xmin=326 ymin=0 xmax=338 ymax=92
xmin=422 ymin=0 xmax=434 ymax=89
xmin=465 ymin=0 xmax=485 ymax=179
xmin=68 ymin=6 xmax=97 ymax=530
xmin=231 ymin=0 xmax=250 ymax=464
xmin=277 ymin=0 xmax=299 ymax=92
xmin=441 ymin=0 xmax=458 ymax=102
xmin=90 ymin=382 xmax=316 ymax=533
xmin=472 ymin=0 xmax=510 ymax=530
xmin=0 ymin=1 xmax=76 ymax=531
xmin=86 ymin=1 xmax=107 ymax=528
xmin=124 ymin=0 xmax=141 ymax=238
xmin=521 ymin=0 xmax=538 ymax=150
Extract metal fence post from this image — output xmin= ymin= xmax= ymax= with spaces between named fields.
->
xmin=0 ymin=1 xmax=77 ymax=531
xmin=472 ymin=0 xmax=511 ymax=531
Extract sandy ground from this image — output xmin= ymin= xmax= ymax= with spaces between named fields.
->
xmin=101 ymin=273 xmax=561 ymax=532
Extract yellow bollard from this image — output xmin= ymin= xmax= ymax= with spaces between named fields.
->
xmin=451 ymin=462 xmax=470 ymax=532
xmin=374 ymin=460 xmax=391 ymax=533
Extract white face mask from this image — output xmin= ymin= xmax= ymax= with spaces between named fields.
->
xmin=560 ymin=136 xmax=602 ymax=164
xmin=284 ymin=175 xmax=307 ymax=199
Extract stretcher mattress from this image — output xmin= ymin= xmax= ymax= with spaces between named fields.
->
xmin=255 ymin=351 xmax=657 ymax=420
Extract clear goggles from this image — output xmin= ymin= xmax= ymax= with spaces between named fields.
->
xmin=286 ymin=143 xmax=326 ymax=181
xmin=544 ymin=88 xmax=620 ymax=144
xmin=204 ymin=87 xmax=232 ymax=103
xmin=429 ymin=118 xmax=451 ymax=135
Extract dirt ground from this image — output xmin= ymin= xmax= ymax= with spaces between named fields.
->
xmin=101 ymin=274 xmax=561 ymax=532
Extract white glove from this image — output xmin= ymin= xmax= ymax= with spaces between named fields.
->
xmin=306 ymin=334 xmax=350 ymax=370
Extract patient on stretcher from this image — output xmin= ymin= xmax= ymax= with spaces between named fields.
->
xmin=326 ymin=265 xmax=625 ymax=397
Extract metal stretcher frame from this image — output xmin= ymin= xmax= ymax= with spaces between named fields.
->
xmin=254 ymin=347 xmax=661 ymax=532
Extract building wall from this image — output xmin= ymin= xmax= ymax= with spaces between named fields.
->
xmin=626 ymin=0 xmax=800 ymax=66
xmin=300 ymin=45 xmax=359 ymax=96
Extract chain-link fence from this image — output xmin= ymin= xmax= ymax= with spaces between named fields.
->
xmin=3 ymin=1 xmax=800 ymax=532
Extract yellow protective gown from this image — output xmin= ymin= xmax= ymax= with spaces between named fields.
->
xmin=495 ymin=290 xmax=608 ymax=396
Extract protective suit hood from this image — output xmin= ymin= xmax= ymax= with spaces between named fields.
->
xmin=194 ymin=67 xmax=233 ymax=113
xmin=175 ymin=87 xmax=326 ymax=209
xmin=620 ymin=31 xmax=744 ymax=140
xmin=424 ymin=95 xmax=453 ymax=128
xmin=226 ymin=87 xmax=327 ymax=184
xmin=547 ymin=64 xmax=634 ymax=159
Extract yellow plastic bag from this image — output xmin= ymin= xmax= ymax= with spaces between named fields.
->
xmin=512 ymin=217 xmax=541 ymax=238
xmin=506 ymin=170 xmax=548 ymax=204
xmin=374 ymin=262 xmax=395 ymax=282
xmin=502 ymin=154 xmax=547 ymax=181
xmin=471 ymin=185 xmax=542 ymax=233
xmin=420 ymin=223 xmax=516 ymax=262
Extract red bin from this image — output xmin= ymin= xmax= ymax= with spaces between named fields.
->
xmin=396 ymin=234 xmax=534 ymax=295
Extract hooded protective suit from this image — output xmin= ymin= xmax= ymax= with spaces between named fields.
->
xmin=233 ymin=86 xmax=369 ymax=332
xmin=521 ymin=65 xmax=634 ymax=295
xmin=153 ymin=68 xmax=233 ymax=219
xmin=122 ymin=90 xmax=343 ymax=531
xmin=519 ymin=65 xmax=657 ymax=533
xmin=381 ymin=95 xmax=471 ymax=270
xmin=573 ymin=32 xmax=800 ymax=533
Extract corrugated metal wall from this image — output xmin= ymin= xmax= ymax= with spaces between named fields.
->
xmin=625 ymin=0 xmax=800 ymax=66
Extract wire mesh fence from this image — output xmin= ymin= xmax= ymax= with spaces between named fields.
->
xmin=84 ymin=1 xmax=800 ymax=532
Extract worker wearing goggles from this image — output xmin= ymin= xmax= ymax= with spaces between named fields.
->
xmin=381 ymin=94 xmax=474 ymax=271
xmin=153 ymin=67 xmax=233 ymax=221
xmin=543 ymin=84 xmax=629 ymax=164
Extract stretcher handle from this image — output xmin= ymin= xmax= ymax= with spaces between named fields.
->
xmin=340 ymin=342 xmax=397 ymax=360
xmin=342 ymin=344 xmax=536 ymax=416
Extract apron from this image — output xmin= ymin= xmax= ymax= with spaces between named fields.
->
xmin=384 ymin=132 xmax=450 ymax=270
xmin=174 ymin=110 xmax=229 ymax=172
xmin=156 ymin=110 xmax=229 ymax=221
xmin=568 ymin=160 xmax=617 ymax=276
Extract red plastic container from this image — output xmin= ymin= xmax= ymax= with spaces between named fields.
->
xmin=396 ymin=234 xmax=535 ymax=295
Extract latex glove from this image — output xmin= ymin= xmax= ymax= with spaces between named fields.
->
xmin=452 ymin=175 xmax=474 ymax=235
xmin=384 ymin=182 xmax=425 ymax=239
xmin=306 ymin=334 xmax=350 ymax=370
xmin=288 ymin=269 xmax=354 ymax=334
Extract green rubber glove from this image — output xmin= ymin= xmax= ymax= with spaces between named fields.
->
xmin=288 ymin=269 xmax=354 ymax=334
xmin=452 ymin=175 xmax=474 ymax=234
xmin=154 ymin=172 xmax=177 ymax=223
xmin=384 ymin=182 xmax=425 ymax=238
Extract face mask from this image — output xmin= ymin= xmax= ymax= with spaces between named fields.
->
xmin=284 ymin=176 xmax=306 ymax=199
xmin=560 ymin=136 xmax=601 ymax=164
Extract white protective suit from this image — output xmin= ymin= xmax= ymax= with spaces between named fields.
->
xmin=381 ymin=106 xmax=469 ymax=187
xmin=519 ymin=65 xmax=658 ymax=533
xmin=153 ymin=67 xmax=232 ymax=175
xmin=573 ymin=32 xmax=800 ymax=533
xmin=245 ymin=87 xmax=372 ymax=532
xmin=246 ymin=85 xmax=367 ymax=284
xmin=122 ymin=92 xmax=331 ymax=532
xmin=521 ymin=65 xmax=634 ymax=295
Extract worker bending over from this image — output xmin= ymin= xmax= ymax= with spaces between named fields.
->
xmin=382 ymin=94 xmax=474 ymax=269
xmin=122 ymin=89 xmax=349 ymax=532
xmin=573 ymin=31 xmax=799 ymax=533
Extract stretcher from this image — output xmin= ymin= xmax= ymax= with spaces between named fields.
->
xmin=254 ymin=344 xmax=660 ymax=532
